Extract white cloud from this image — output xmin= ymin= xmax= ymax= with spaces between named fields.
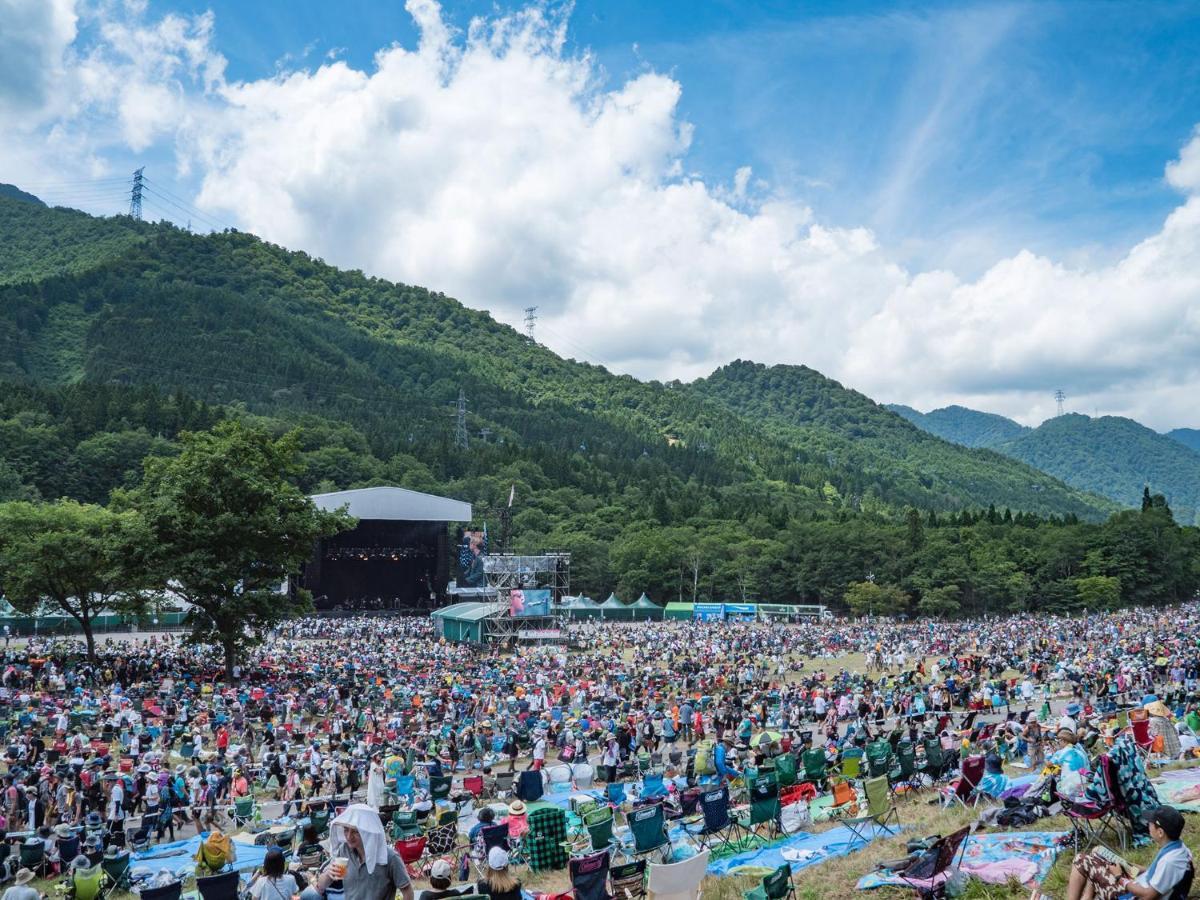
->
xmin=3 ymin=0 xmax=1200 ymax=430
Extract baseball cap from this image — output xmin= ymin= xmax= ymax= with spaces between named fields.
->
xmin=1142 ymin=806 xmax=1185 ymax=840
xmin=429 ymin=859 xmax=452 ymax=880
xmin=488 ymin=847 xmax=510 ymax=870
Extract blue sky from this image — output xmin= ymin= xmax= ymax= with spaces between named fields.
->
xmin=140 ymin=0 xmax=1200 ymax=275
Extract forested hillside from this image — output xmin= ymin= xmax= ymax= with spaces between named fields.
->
xmin=3 ymin=192 xmax=1193 ymax=616
xmin=997 ymin=414 xmax=1200 ymax=526
xmin=887 ymin=404 xmax=1028 ymax=448
xmin=688 ymin=362 xmax=1112 ymax=520
xmin=897 ymin=399 xmax=1200 ymax=526
xmin=1169 ymin=428 xmax=1200 ymax=454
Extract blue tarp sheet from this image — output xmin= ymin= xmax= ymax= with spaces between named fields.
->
xmin=706 ymin=824 xmax=897 ymax=876
xmin=130 ymin=834 xmax=269 ymax=879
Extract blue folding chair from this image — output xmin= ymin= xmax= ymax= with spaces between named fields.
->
xmin=640 ymin=773 xmax=666 ymax=800
xmin=606 ymin=781 xmax=627 ymax=805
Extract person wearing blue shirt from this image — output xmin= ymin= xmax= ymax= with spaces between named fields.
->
xmin=714 ymin=734 xmax=741 ymax=781
xmin=1067 ymin=805 xmax=1191 ymax=900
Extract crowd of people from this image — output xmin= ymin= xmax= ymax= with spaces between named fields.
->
xmin=0 ymin=601 xmax=1198 ymax=899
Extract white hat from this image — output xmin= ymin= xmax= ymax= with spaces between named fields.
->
xmin=429 ymin=859 xmax=453 ymax=880
xmin=488 ymin=847 xmax=510 ymax=870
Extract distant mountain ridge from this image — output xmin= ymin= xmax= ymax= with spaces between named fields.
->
xmin=895 ymin=402 xmax=1200 ymax=525
xmin=887 ymin=404 xmax=1029 ymax=448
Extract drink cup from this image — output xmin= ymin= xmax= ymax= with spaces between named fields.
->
xmin=331 ymin=857 xmax=348 ymax=880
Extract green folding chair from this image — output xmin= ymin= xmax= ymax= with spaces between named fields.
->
xmin=233 ymin=795 xmax=257 ymax=827
xmin=919 ymin=737 xmax=947 ymax=782
xmin=839 ymin=751 xmax=863 ymax=781
xmin=892 ymin=740 xmax=919 ymax=795
xmin=760 ymin=862 xmax=798 ymax=900
xmin=866 ymin=740 xmax=894 ymax=779
xmin=737 ymin=774 xmax=781 ymax=845
xmin=842 ymin=775 xmax=900 ymax=848
xmin=800 ymin=748 xmax=828 ymax=789
xmin=429 ymin=775 xmax=453 ymax=802
xmin=584 ymin=807 xmax=617 ymax=853
xmin=628 ymin=802 xmax=671 ymax=864
xmin=774 ymin=752 xmax=798 ymax=789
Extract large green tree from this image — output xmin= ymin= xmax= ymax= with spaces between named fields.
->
xmin=0 ymin=499 xmax=148 ymax=660
xmin=121 ymin=421 xmax=353 ymax=677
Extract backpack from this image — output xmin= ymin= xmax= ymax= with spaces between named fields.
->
xmin=694 ymin=739 xmax=717 ymax=776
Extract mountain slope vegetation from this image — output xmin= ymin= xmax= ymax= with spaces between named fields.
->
xmin=5 ymin=192 xmax=1190 ymax=614
xmin=887 ymin=404 xmax=1029 ymax=448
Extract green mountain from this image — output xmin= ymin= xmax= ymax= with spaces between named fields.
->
xmin=686 ymin=362 xmax=1113 ymax=519
xmin=887 ymin=403 xmax=1028 ymax=449
xmin=0 ymin=184 xmax=44 ymax=206
xmin=1168 ymin=428 xmax=1200 ymax=454
xmin=996 ymin=414 xmax=1200 ymax=526
xmin=1 ymin=192 xmax=1165 ymax=612
xmin=898 ymin=400 xmax=1200 ymax=526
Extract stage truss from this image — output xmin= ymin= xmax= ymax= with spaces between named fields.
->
xmin=480 ymin=552 xmax=570 ymax=644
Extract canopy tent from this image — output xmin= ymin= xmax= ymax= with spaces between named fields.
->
xmin=693 ymin=602 xmax=725 ymax=622
xmin=723 ymin=602 xmax=757 ymax=621
xmin=597 ymin=593 xmax=634 ymax=621
xmin=664 ymin=602 xmax=694 ymax=620
xmin=431 ymin=602 xmax=507 ymax=643
xmin=559 ymin=594 xmax=602 ymax=619
xmin=628 ymin=593 xmax=664 ymax=621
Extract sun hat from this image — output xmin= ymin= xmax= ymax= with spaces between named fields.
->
xmin=507 ymin=800 xmax=526 ymax=816
xmin=14 ymin=869 xmax=35 ymax=885
xmin=488 ymin=847 xmax=510 ymax=870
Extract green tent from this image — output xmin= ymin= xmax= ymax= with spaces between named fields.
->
xmin=664 ymin=602 xmax=694 ymax=620
xmin=598 ymin=593 xmax=633 ymax=621
xmin=629 ymin=592 xmax=664 ymax=621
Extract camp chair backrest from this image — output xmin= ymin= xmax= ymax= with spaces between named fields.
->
xmin=394 ymin=775 xmax=415 ymax=798
xmin=831 ymin=780 xmax=855 ymax=807
xmin=235 ymin=796 xmax=254 ymax=815
xmin=1132 ymin=719 xmax=1152 ymax=746
xmin=1186 ymin=711 xmax=1200 ymax=734
xmin=569 ymin=850 xmax=611 ymax=900
xmin=895 ymin=741 xmax=916 ymax=777
xmin=762 ymin=862 xmax=794 ymax=900
xmin=774 ymin=752 xmax=798 ymax=787
xmin=430 ymin=775 xmax=453 ymax=799
xmin=1100 ymin=755 xmax=1127 ymax=812
xmin=610 ymin=859 xmax=647 ymax=899
xmin=801 ymin=749 xmax=826 ymax=779
xmin=19 ymin=841 xmax=44 ymax=867
xmin=700 ymin=787 xmax=732 ymax=832
xmin=463 ymin=775 xmax=484 ymax=797
xmin=1129 ymin=708 xmax=1148 ymax=723
xmin=72 ymin=866 xmax=106 ymax=900
xmin=864 ymin=776 xmax=890 ymax=818
xmin=138 ymin=881 xmax=183 ymax=900
xmin=196 ymin=870 xmax=241 ymax=900
xmin=906 ymin=825 xmax=971 ymax=881
xmin=923 ymin=738 xmax=944 ymax=769
xmin=58 ymin=834 xmax=80 ymax=862
xmin=480 ymin=823 xmax=510 ymax=851
xmin=394 ymin=836 xmax=427 ymax=863
xmin=630 ymin=803 xmax=668 ymax=852
xmin=840 ymin=754 xmax=862 ymax=779
xmin=646 ymin=848 xmax=710 ymax=899
xmin=959 ymin=755 xmax=985 ymax=791
xmin=607 ymin=782 xmax=627 ymax=804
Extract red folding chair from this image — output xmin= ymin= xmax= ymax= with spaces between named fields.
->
xmin=463 ymin=775 xmax=484 ymax=798
xmin=394 ymin=836 xmax=427 ymax=878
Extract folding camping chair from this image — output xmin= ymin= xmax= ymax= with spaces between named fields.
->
xmin=684 ymin=785 xmax=745 ymax=853
xmin=583 ymin=807 xmax=618 ymax=855
xmin=743 ymin=863 xmax=798 ymax=900
xmin=607 ymin=781 xmax=627 ymax=806
xmin=98 ymin=847 xmax=130 ymax=892
xmin=842 ymin=775 xmax=900 ymax=848
xmin=391 ymin=809 xmax=422 ymax=839
xmin=942 ymin=755 xmax=985 ymax=808
xmin=526 ymin=807 xmax=569 ymax=873
xmin=774 ymin=752 xmax=798 ymax=789
xmin=462 ymin=775 xmax=485 ymax=799
xmin=232 ymin=795 xmax=257 ymax=828
xmin=516 ymin=770 xmax=544 ymax=802
xmin=873 ymin=825 xmax=973 ymax=899
xmin=610 ymin=859 xmax=647 ymax=899
xmin=919 ymin=737 xmax=950 ymax=782
xmin=394 ymin=836 xmax=428 ymax=879
xmin=494 ymin=771 xmax=515 ymax=798
xmin=196 ymin=870 xmax=242 ymax=900
xmin=568 ymin=849 xmax=611 ymax=900
xmin=838 ymin=751 xmax=863 ymax=781
xmin=1059 ymin=780 xmax=1126 ymax=852
xmin=1130 ymin=717 xmax=1155 ymax=762
xmin=641 ymin=772 xmax=666 ymax=800
xmin=891 ymin=740 xmax=920 ymax=796
xmin=429 ymin=774 xmax=453 ymax=802
xmin=425 ymin=809 xmax=460 ymax=857
xmin=866 ymin=739 xmax=896 ymax=779
xmin=736 ymin=774 xmax=782 ymax=845
xmin=62 ymin=862 xmax=105 ymax=900
xmin=627 ymin=802 xmax=671 ymax=864
xmin=800 ymin=748 xmax=828 ymax=790
xmin=138 ymin=882 xmax=182 ymax=900
xmin=645 ymin=848 xmax=709 ymax=900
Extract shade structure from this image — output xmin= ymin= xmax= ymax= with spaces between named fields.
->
xmin=597 ymin=593 xmax=633 ymax=621
xmin=664 ymin=602 xmax=694 ymax=620
xmin=629 ymin=593 xmax=664 ymax=621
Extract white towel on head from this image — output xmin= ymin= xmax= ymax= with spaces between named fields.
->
xmin=330 ymin=803 xmax=389 ymax=874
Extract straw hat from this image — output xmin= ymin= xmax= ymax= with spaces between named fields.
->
xmin=507 ymin=800 xmax=526 ymax=816
xmin=14 ymin=869 xmax=35 ymax=885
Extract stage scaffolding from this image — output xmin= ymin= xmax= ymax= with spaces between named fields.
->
xmin=481 ymin=552 xmax=570 ymax=645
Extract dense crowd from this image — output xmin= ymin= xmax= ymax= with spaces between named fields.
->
xmin=0 ymin=603 xmax=1198 ymax=899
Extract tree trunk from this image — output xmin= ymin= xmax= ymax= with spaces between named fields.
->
xmin=224 ymin=638 xmax=238 ymax=683
xmin=81 ymin=618 xmax=97 ymax=663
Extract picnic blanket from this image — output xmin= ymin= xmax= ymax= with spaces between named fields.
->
xmin=856 ymin=831 xmax=1065 ymax=891
xmin=129 ymin=834 xmax=270 ymax=879
xmin=1152 ymin=768 xmax=1200 ymax=812
xmin=706 ymin=823 xmax=897 ymax=876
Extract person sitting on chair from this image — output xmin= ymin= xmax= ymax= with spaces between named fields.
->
xmin=1067 ymin=806 xmax=1192 ymax=900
